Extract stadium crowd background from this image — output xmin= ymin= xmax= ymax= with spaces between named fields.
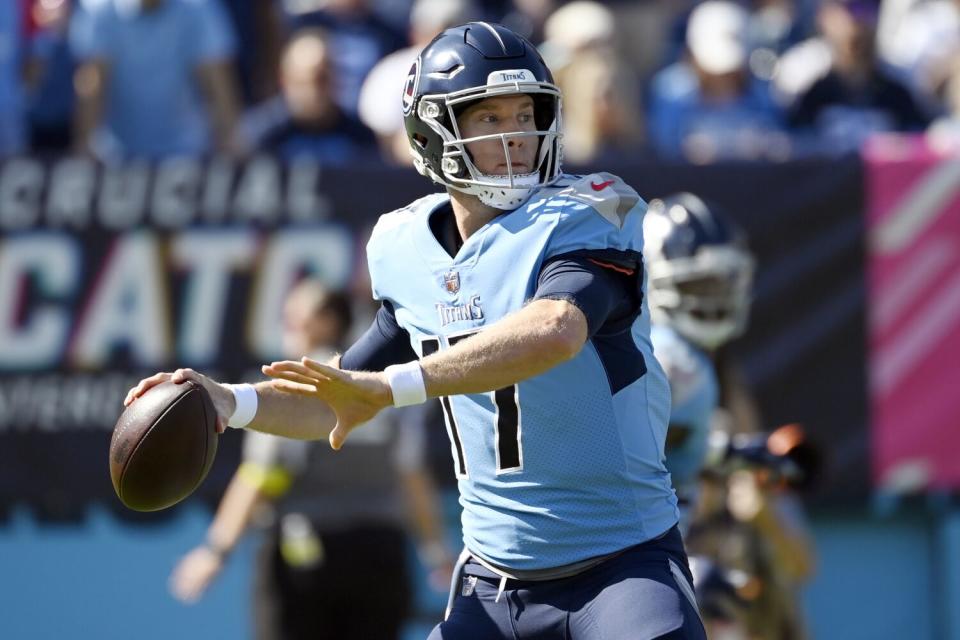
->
xmin=2 ymin=0 xmax=958 ymax=164
xmin=1 ymin=1 xmax=959 ymax=639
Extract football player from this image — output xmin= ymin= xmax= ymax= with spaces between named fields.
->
xmin=643 ymin=192 xmax=755 ymax=529
xmin=127 ymin=23 xmax=705 ymax=639
xmin=645 ymin=195 xmax=816 ymax=640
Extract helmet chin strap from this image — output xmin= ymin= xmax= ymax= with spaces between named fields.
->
xmin=449 ymin=171 xmax=541 ymax=210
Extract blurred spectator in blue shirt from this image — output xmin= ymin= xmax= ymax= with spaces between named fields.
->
xmin=70 ymin=0 xmax=242 ymax=159
xmin=281 ymin=0 xmax=404 ymax=118
xmin=788 ymin=0 xmax=931 ymax=152
xmin=648 ymin=1 xmax=789 ymax=163
xmin=241 ymin=28 xmax=376 ymax=162
xmin=0 ymin=0 xmax=30 ymax=156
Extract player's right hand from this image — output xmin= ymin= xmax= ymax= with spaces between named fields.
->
xmin=169 ymin=545 xmax=224 ymax=604
xmin=124 ymin=369 xmax=234 ymax=433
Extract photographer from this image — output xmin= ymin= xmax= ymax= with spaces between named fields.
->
xmin=692 ymin=419 xmax=819 ymax=639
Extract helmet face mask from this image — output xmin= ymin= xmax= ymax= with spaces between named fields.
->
xmin=645 ymin=195 xmax=755 ymax=350
xmin=403 ymin=23 xmax=564 ymax=209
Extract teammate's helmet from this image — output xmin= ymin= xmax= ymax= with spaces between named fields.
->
xmin=643 ymin=193 xmax=755 ymax=350
xmin=402 ymin=22 xmax=563 ymax=210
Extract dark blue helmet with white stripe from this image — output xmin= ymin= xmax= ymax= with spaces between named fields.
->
xmin=643 ymin=193 xmax=755 ymax=349
xmin=402 ymin=22 xmax=563 ymax=209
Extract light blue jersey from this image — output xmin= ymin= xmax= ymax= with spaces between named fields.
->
xmin=367 ymin=173 xmax=678 ymax=571
xmin=651 ymin=323 xmax=718 ymax=524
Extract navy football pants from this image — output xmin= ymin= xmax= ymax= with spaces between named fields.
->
xmin=428 ymin=526 xmax=706 ymax=640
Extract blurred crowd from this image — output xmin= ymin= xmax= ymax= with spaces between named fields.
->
xmin=2 ymin=0 xmax=959 ymax=166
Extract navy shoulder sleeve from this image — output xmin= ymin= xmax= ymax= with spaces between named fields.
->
xmin=533 ymin=250 xmax=643 ymax=337
xmin=340 ymin=300 xmax=418 ymax=371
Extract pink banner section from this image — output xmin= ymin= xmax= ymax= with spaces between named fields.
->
xmin=865 ymin=136 xmax=960 ymax=492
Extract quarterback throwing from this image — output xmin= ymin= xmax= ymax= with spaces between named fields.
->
xmin=127 ymin=22 xmax=706 ymax=640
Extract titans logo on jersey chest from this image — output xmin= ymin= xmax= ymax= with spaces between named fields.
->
xmin=436 ymin=294 xmax=484 ymax=326
xmin=435 ymin=270 xmax=485 ymax=326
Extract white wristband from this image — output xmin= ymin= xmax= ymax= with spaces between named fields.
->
xmin=225 ymin=383 xmax=258 ymax=429
xmin=384 ymin=361 xmax=427 ymax=407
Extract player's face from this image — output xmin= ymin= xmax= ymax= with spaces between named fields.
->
xmin=456 ymin=95 xmax=539 ymax=176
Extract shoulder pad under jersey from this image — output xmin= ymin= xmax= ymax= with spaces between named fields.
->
xmin=370 ymin=193 xmax=447 ymax=241
xmin=534 ymin=172 xmax=647 ymax=260
xmin=552 ymin=172 xmax=642 ymax=230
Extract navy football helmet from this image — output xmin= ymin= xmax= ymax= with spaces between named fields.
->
xmin=643 ymin=193 xmax=755 ymax=350
xmin=402 ymin=22 xmax=563 ymax=209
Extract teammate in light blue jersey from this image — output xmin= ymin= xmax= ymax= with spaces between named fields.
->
xmin=651 ymin=323 xmax=717 ymax=515
xmin=644 ymin=193 xmax=755 ymax=530
xmin=127 ymin=22 xmax=705 ymax=640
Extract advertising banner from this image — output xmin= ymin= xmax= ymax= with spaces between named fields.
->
xmin=865 ymin=139 xmax=960 ymax=493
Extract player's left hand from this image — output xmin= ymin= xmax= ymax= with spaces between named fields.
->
xmin=262 ymin=357 xmax=392 ymax=450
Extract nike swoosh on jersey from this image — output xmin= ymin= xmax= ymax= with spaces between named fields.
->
xmin=590 ymin=180 xmax=615 ymax=191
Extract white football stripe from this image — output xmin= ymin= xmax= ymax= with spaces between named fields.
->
xmin=870 ymin=159 xmax=960 ymax=255
xmin=873 ymin=267 xmax=960 ymax=395
xmin=872 ymin=238 xmax=955 ymax=332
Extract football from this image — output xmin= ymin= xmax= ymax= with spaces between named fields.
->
xmin=110 ymin=380 xmax=218 ymax=512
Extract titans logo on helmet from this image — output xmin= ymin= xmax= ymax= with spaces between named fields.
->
xmin=402 ymin=57 xmax=420 ymax=116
